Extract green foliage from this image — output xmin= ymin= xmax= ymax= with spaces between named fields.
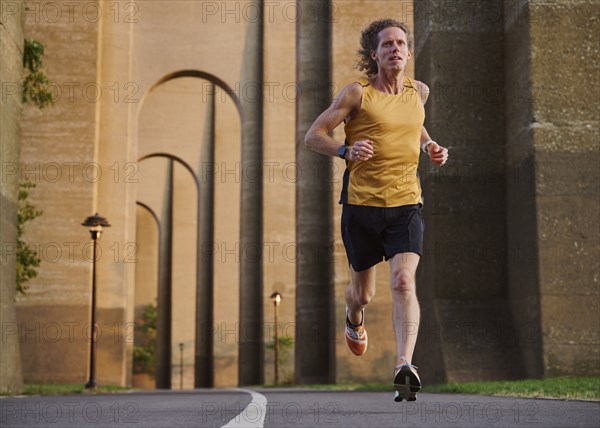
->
xmin=23 ymin=38 xmax=44 ymax=71
xmin=16 ymin=181 xmax=43 ymax=294
xmin=22 ymin=38 xmax=54 ymax=108
xmin=19 ymin=383 xmax=130 ymax=396
xmin=266 ymin=335 xmax=294 ymax=385
xmin=265 ymin=335 xmax=294 ymax=352
xmin=133 ymin=304 xmax=157 ymax=376
xmin=16 ymin=37 xmax=53 ymax=294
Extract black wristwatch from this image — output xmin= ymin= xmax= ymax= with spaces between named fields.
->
xmin=337 ymin=145 xmax=349 ymax=159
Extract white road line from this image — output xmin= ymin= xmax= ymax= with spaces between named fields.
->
xmin=221 ymin=388 xmax=268 ymax=428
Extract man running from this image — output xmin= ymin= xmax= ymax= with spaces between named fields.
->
xmin=304 ymin=18 xmax=448 ymax=401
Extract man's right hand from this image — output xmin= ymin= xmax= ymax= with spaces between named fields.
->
xmin=348 ymin=140 xmax=374 ymax=161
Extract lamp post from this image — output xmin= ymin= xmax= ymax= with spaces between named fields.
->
xmin=270 ymin=291 xmax=282 ymax=385
xmin=82 ymin=213 xmax=110 ymax=389
xmin=179 ymin=342 xmax=184 ymax=390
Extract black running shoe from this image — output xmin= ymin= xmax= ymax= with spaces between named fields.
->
xmin=393 ymin=357 xmax=421 ymax=402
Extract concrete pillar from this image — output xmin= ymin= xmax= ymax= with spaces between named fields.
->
xmin=94 ymin=3 xmax=137 ymax=386
xmin=195 ymin=85 xmax=215 ymax=387
xmin=0 ymin=0 xmax=25 ymax=394
xmin=171 ymin=159 xmax=198 ymax=389
xmin=503 ymin=0 xmax=543 ymax=378
xmin=238 ymin=0 xmax=265 ymax=386
xmin=505 ymin=0 xmax=600 ymax=377
xmin=155 ymin=160 xmax=173 ymax=388
xmin=414 ymin=0 xmax=522 ymax=383
xmin=213 ymin=86 xmax=242 ymax=387
xmin=294 ymin=0 xmax=335 ymax=385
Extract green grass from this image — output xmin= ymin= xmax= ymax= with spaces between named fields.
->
xmin=12 ymin=377 xmax=600 ymax=401
xmin=295 ymin=376 xmax=600 ymax=401
xmin=20 ymin=383 xmax=131 ymax=396
xmin=423 ymin=377 xmax=600 ymax=401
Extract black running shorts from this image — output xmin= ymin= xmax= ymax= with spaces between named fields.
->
xmin=341 ymin=203 xmax=424 ymax=272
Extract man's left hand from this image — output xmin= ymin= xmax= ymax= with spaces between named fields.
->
xmin=428 ymin=142 xmax=448 ymax=166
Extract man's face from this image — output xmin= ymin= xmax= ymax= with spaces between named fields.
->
xmin=371 ymin=26 xmax=412 ymax=73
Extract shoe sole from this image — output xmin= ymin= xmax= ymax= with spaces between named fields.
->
xmin=345 ymin=334 xmax=367 ymax=356
xmin=393 ymin=367 xmax=421 ymax=402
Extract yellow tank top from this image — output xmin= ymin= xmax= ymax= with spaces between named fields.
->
xmin=340 ymin=76 xmax=425 ymax=207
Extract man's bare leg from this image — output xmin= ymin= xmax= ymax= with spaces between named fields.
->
xmin=389 ymin=252 xmax=421 ymax=401
xmin=344 ymin=265 xmax=377 ymax=356
xmin=389 ymin=252 xmax=420 ymax=362
xmin=345 ymin=265 xmax=377 ymax=325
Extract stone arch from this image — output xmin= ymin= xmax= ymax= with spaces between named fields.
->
xmin=136 ymin=153 xmax=199 ymax=389
xmin=145 ymin=70 xmax=242 ymax=117
xmin=135 ymin=69 xmax=246 ymax=388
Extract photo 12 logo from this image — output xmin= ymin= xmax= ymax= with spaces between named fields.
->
xmin=1 ymin=162 xmax=139 ymax=185
xmin=199 ymin=1 xmax=339 ymax=24
xmin=1 ymin=401 xmax=139 ymax=425
xmin=1 ymin=81 xmax=140 ymax=104
xmin=1 ymin=1 xmax=139 ymax=24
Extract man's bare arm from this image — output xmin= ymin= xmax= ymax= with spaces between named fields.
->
xmin=415 ymin=80 xmax=448 ymax=166
xmin=305 ymin=83 xmax=373 ymax=161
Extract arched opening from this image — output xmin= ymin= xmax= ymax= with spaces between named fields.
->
xmin=134 ymin=72 xmax=242 ymax=388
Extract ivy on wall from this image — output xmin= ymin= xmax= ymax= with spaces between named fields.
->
xmin=16 ymin=38 xmax=53 ymax=294
xmin=16 ymin=181 xmax=42 ymax=294
xmin=22 ymin=38 xmax=54 ymax=108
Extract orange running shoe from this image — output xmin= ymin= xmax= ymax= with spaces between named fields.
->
xmin=345 ymin=306 xmax=368 ymax=356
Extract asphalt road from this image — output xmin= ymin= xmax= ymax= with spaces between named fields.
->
xmin=1 ymin=388 xmax=599 ymax=428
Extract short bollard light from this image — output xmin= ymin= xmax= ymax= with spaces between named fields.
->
xmin=270 ymin=291 xmax=282 ymax=385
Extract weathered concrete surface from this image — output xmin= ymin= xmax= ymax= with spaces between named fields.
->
xmin=294 ymin=0 xmax=335 ymax=386
xmin=0 ymin=0 xmax=25 ymax=395
xmin=414 ymin=0 xmax=522 ymax=384
xmin=505 ymin=0 xmax=600 ymax=377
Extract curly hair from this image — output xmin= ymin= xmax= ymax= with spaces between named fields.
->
xmin=356 ymin=19 xmax=413 ymax=78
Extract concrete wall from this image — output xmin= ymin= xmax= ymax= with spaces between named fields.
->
xmin=414 ymin=0 xmax=599 ymax=382
xmin=16 ymin=0 xmax=292 ymax=387
xmin=504 ymin=0 xmax=600 ymax=379
xmin=0 ymin=0 xmax=25 ymax=394
xmin=414 ymin=0 xmax=524 ymax=384
xmin=17 ymin=0 xmax=100 ymax=384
